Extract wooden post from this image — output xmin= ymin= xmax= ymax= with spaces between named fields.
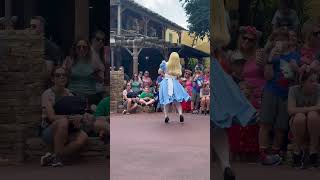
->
xmin=117 ymin=4 xmax=122 ymax=35
xmin=143 ymin=17 xmax=150 ymax=36
xmin=132 ymin=45 xmax=138 ymax=75
xmin=75 ymin=0 xmax=89 ymax=40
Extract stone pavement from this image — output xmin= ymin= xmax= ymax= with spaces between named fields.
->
xmin=110 ymin=112 xmax=210 ymax=180
xmin=0 ymin=158 xmax=108 ymax=180
xmin=213 ymin=162 xmax=320 ymax=180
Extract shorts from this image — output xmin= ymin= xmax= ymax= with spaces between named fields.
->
xmin=260 ymin=90 xmax=289 ymax=131
xmin=41 ymin=123 xmax=83 ymax=145
xmin=191 ymin=92 xmax=200 ymax=103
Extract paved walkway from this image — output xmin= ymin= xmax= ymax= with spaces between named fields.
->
xmin=110 ymin=112 xmax=210 ymax=180
xmin=213 ymin=162 xmax=320 ymax=180
xmin=0 ymin=158 xmax=108 ymax=180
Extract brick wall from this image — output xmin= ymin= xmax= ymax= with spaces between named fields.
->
xmin=0 ymin=30 xmax=46 ymax=163
xmin=110 ymin=71 xmax=124 ymax=113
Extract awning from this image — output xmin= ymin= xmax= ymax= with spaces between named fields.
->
xmin=168 ymin=44 xmax=210 ymax=59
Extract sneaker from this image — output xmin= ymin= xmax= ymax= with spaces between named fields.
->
xmin=122 ymin=110 xmax=127 ymax=114
xmin=165 ymin=117 xmax=169 ymax=123
xmin=180 ymin=115 xmax=184 ymax=123
xmin=40 ymin=152 xmax=53 ymax=166
xmin=51 ymin=154 xmax=63 ymax=167
xmin=292 ymin=152 xmax=302 ymax=167
xmin=309 ymin=153 xmax=318 ymax=168
xmin=261 ymin=154 xmax=282 ymax=166
xmin=224 ymin=167 xmax=235 ymax=180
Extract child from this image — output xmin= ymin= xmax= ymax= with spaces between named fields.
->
xmin=259 ymin=33 xmax=300 ymax=165
xmin=138 ymin=86 xmax=155 ymax=106
xmin=191 ymin=70 xmax=204 ymax=114
xmin=200 ymin=81 xmax=210 ymax=115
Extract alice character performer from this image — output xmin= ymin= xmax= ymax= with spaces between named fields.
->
xmin=159 ymin=52 xmax=190 ymax=123
xmin=211 ymin=0 xmax=257 ymax=180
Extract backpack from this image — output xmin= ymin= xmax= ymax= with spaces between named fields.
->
xmin=53 ymin=96 xmax=87 ymax=115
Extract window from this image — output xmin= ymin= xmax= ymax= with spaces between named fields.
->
xmin=169 ymin=33 xmax=173 ymax=43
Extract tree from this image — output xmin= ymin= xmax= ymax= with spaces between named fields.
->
xmin=179 ymin=0 xmax=210 ymax=40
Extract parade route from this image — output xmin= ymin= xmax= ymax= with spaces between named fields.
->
xmin=110 ymin=113 xmax=210 ymax=180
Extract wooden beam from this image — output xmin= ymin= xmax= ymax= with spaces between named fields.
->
xmin=75 ymin=0 xmax=89 ymax=40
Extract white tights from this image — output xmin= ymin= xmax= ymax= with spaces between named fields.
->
xmin=163 ymin=102 xmax=182 ymax=118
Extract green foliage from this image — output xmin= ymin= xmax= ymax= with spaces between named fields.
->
xmin=179 ymin=0 xmax=210 ymax=40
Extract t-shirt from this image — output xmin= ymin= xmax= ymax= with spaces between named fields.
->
xmin=288 ymin=85 xmax=320 ymax=107
xmin=192 ymin=76 xmax=204 ymax=93
xmin=265 ymin=51 xmax=300 ymax=98
xmin=41 ymin=88 xmax=73 ymax=128
xmin=123 ymin=89 xmax=133 ymax=100
xmin=272 ymin=9 xmax=299 ymax=30
xmin=94 ymin=97 xmax=110 ymax=117
xmin=131 ymin=81 xmax=141 ymax=93
xmin=68 ymin=61 xmax=97 ymax=95
xmin=139 ymin=92 xmax=154 ymax=99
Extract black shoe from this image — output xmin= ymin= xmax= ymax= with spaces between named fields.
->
xmin=292 ymin=152 xmax=302 ymax=167
xmin=180 ymin=115 xmax=184 ymax=123
xmin=309 ymin=153 xmax=318 ymax=167
xmin=165 ymin=117 xmax=169 ymax=123
xmin=224 ymin=167 xmax=235 ymax=180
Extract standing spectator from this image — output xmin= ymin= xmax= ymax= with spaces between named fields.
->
xmin=272 ymin=0 xmax=299 ymax=31
xmin=191 ymin=69 xmax=204 ymax=114
xmin=91 ymin=30 xmax=106 ymax=98
xmin=30 ymin=16 xmax=62 ymax=76
xmin=195 ymin=60 xmax=204 ymax=72
xmin=260 ymin=33 xmax=299 ymax=165
xmin=131 ymin=73 xmax=142 ymax=94
xmin=181 ymin=70 xmax=193 ymax=112
xmin=63 ymin=39 xmax=102 ymax=106
xmin=228 ymin=27 xmax=264 ymax=160
xmin=300 ymin=21 xmax=320 ymax=72
xmin=200 ymin=82 xmax=210 ymax=115
xmin=288 ymin=70 xmax=320 ymax=168
xmin=142 ymin=71 xmax=153 ymax=88
xmin=203 ymin=68 xmax=210 ymax=83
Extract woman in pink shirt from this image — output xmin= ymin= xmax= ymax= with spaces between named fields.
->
xmin=228 ymin=26 xmax=265 ymax=160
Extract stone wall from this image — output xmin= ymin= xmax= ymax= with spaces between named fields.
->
xmin=0 ymin=30 xmax=47 ymax=163
xmin=110 ymin=71 xmax=124 ymax=113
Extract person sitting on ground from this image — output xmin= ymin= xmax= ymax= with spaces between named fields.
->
xmin=131 ymin=73 xmax=142 ymax=94
xmin=122 ymin=83 xmax=139 ymax=115
xmin=40 ymin=66 xmax=88 ymax=167
xmin=200 ymin=81 xmax=210 ymax=115
xmin=93 ymin=96 xmax=110 ymax=144
xmin=287 ymin=69 xmax=320 ymax=168
xmin=63 ymin=39 xmax=103 ymax=106
xmin=138 ymin=86 xmax=156 ymax=107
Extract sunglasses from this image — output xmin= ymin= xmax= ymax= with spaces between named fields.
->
xmin=242 ymin=36 xmax=256 ymax=42
xmin=77 ymin=45 xmax=88 ymax=49
xmin=30 ymin=24 xmax=37 ymax=29
xmin=54 ymin=73 xmax=66 ymax=78
xmin=313 ymin=31 xmax=320 ymax=37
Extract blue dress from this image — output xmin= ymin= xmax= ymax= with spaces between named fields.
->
xmin=210 ymin=59 xmax=257 ymax=128
xmin=159 ymin=74 xmax=190 ymax=105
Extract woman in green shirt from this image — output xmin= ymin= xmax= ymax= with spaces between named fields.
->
xmin=130 ymin=73 xmax=142 ymax=94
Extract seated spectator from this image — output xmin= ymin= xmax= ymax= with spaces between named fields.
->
xmin=122 ymin=83 xmax=139 ymax=115
xmin=131 ymin=73 xmax=142 ymax=94
xmin=63 ymin=39 xmax=103 ymax=106
xmin=40 ymin=66 xmax=88 ymax=167
xmin=142 ymin=71 xmax=153 ymax=88
xmin=288 ymin=70 xmax=320 ymax=168
xmin=94 ymin=97 xmax=110 ymax=144
xmin=272 ymin=0 xmax=299 ymax=31
xmin=200 ymin=82 xmax=210 ymax=115
xmin=138 ymin=86 xmax=156 ymax=107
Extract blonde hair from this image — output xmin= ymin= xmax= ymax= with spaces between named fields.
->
xmin=166 ymin=52 xmax=182 ymax=77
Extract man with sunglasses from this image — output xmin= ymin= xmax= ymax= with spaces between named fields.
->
xmin=91 ymin=30 xmax=107 ymax=98
xmin=29 ymin=16 xmax=62 ymax=77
